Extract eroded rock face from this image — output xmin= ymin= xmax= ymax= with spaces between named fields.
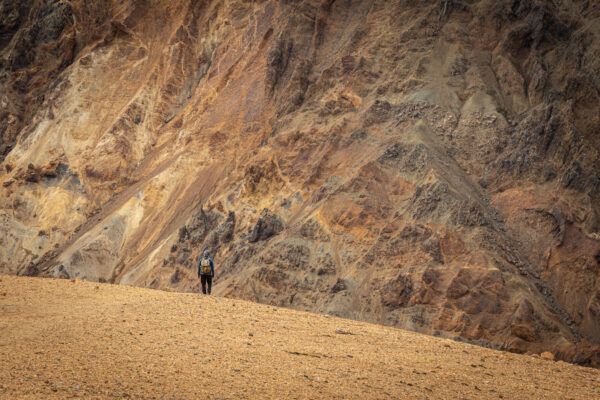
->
xmin=1 ymin=0 xmax=600 ymax=366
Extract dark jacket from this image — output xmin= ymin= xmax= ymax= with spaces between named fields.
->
xmin=197 ymin=257 xmax=214 ymax=277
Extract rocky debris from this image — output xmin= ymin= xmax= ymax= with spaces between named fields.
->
xmin=7 ymin=2 xmax=74 ymax=70
xmin=243 ymin=159 xmax=285 ymax=199
xmin=451 ymin=200 xmax=490 ymax=227
xmin=330 ymin=278 xmax=346 ymax=294
xmin=421 ymin=236 xmax=443 ymax=264
xmin=378 ymin=142 xmax=429 ymax=176
xmin=540 ymin=351 xmax=555 ymax=361
xmin=408 ymin=182 xmax=452 ymax=222
xmin=201 ymin=211 xmax=236 ymax=253
xmin=170 ymin=268 xmax=184 ymax=284
xmin=299 ymin=219 xmax=330 ymax=242
xmin=178 ymin=208 xmax=222 ymax=245
xmin=249 ymin=210 xmax=284 ymax=243
xmin=52 ymin=264 xmax=70 ymax=280
xmin=265 ymin=35 xmax=293 ymax=96
xmin=315 ymin=251 xmax=336 ymax=276
xmin=381 ymin=275 xmax=413 ymax=309
xmin=9 ymin=161 xmax=69 ymax=184
xmin=363 ymin=100 xmax=392 ymax=126
xmin=261 ymin=241 xmax=310 ymax=271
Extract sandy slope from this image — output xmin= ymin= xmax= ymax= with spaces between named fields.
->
xmin=0 ymin=276 xmax=598 ymax=399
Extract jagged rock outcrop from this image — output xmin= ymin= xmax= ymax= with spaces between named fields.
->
xmin=1 ymin=0 xmax=599 ymax=366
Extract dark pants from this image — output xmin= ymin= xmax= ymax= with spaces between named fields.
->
xmin=200 ymin=275 xmax=212 ymax=294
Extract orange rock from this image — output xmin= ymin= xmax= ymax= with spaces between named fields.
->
xmin=540 ymin=352 xmax=555 ymax=361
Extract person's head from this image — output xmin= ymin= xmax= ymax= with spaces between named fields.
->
xmin=204 ymin=250 xmax=210 ymax=258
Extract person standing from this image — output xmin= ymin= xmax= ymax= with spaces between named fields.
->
xmin=198 ymin=249 xmax=214 ymax=295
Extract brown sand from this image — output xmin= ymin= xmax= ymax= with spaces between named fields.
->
xmin=0 ymin=275 xmax=598 ymax=399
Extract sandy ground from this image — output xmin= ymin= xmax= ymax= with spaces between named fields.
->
xmin=0 ymin=275 xmax=598 ymax=399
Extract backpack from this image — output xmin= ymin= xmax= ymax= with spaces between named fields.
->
xmin=200 ymin=258 xmax=212 ymax=275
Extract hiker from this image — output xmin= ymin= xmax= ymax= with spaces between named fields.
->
xmin=198 ymin=249 xmax=214 ymax=295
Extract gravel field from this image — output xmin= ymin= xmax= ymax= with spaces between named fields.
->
xmin=0 ymin=275 xmax=598 ymax=399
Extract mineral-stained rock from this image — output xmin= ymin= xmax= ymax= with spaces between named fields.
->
xmin=1 ymin=0 xmax=600 ymax=367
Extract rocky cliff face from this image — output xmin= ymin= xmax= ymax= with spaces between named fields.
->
xmin=1 ymin=0 xmax=599 ymax=366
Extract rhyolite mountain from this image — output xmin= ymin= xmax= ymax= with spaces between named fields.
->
xmin=1 ymin=0 xmax=599 ymax=366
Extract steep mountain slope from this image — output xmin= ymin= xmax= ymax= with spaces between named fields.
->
xmin=1 ymin=0 xmax=599 ymax=365
xmin=2 ymin=275 xmax=600 ymax=399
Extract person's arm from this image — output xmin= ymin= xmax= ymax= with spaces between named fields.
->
xmin=197 ymin=258 xmax=201 ymax=277
xmin=210 ymin=259 xmax=215 ymax=277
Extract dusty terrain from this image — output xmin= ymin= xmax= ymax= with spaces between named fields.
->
xmin=1 ymin=0 xmax=600 ymax=365
xmin=1 ymin=275 xmax=599 ymax=399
